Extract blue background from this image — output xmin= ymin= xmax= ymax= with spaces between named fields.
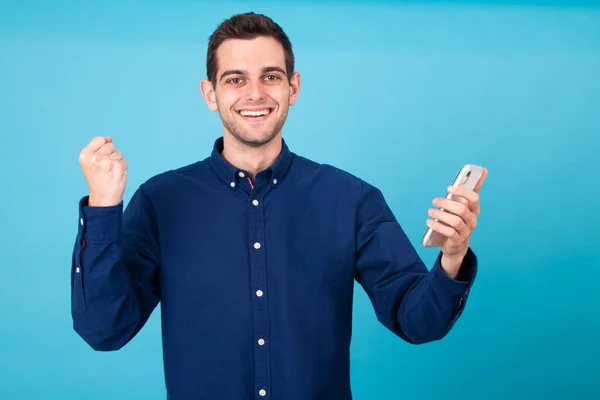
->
xmin=1 ymin=0 xmax=599 ymax=399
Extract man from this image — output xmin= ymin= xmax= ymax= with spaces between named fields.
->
xmin=72 ymin=12 xmax=487 ymax=400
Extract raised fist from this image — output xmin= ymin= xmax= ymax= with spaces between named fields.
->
xmin=78 ymin=136 xmax=128 ymax=207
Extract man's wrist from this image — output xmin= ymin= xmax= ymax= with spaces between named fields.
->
xmin=440 ymin=251 xmax=467 ymax=280
xmin=88 ymin=195 xmax=122 ymax=207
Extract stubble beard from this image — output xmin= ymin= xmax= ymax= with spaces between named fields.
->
xmin=219 ymin=104 xmax=289 ymax=148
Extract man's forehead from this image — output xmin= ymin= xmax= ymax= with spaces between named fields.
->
xmin=216 ymin=37 xmax=286 ymax=72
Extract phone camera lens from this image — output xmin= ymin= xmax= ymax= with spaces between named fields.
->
xmin=460 ymin=171 xmax=471 ymax=185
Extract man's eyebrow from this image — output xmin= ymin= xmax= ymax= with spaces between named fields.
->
xmin=219 ymin=66 xmax=287 ymax=81
xmin=220 ymin=69 xmax=245 ymax=81
xmin=261 ymin=66 xmax=286 ymax=75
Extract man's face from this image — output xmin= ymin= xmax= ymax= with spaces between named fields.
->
xmin=201 ymin=36 xmax=300 ymax=147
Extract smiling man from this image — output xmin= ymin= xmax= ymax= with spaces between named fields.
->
xmin=72 ymin=12 xmax=487 ymax=400
xmin=200 ymin=22 xmax=300 ymax=180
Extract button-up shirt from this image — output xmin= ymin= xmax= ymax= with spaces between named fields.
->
xmin=71 ymin=137 xmax=477 ymax=400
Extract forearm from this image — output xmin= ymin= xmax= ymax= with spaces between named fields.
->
xmin=72 ymin=238 xmax=142 ymax=351
xmin=396 ymin=249 xmax=477 ymax=344
xmin=71 ymin=197 xmax=159 ymax=351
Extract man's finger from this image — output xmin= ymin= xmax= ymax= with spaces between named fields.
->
xmin=447 ymin=185 xmax=480 ymax=206
xmin=429 ymin=208 xmax=469 ymax=235
xmin=433 ymin=197 xmax=477 ymax=228
xmin=425 ymin=218 xmax=459 ymax=241
xmin=87 ymin=136 xmax=109 ymax=153
xmin=80 ymin=136 xmax=109 ymax=161
xmin=96 ymin=143 xmax=116 ymax=156
xmin=109 ymin=151 xmax=123 ymax=160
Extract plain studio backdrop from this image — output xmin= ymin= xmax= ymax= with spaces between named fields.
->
xmin=1 ymin=0 xmax=598 ymax=399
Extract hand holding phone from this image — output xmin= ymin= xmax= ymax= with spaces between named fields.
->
xmin=421 ymin=164 xmax=487 ymax=248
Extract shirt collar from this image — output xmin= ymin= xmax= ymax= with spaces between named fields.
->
xmin=209 ymin=136 xmax=293 ymax=187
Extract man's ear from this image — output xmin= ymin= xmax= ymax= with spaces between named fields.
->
xmin=288 ymin=72 xmax=301 ymax=106
xmin=200 ymin=79 xmax=218 ymax=112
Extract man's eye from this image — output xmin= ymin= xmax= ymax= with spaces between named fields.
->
xmin=228 ymin=78 xmax=243 ymax=84
xmin=265 ymin=75 xmax=279 ymax=81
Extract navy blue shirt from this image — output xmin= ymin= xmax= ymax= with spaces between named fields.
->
xmin=71 ymin=137 xmax=477 ymax=400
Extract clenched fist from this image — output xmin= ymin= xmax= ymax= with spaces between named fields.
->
xmin=79 ymin=136 xmax=128 ymax=207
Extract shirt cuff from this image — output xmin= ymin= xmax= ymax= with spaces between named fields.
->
xmin=77 ymin=196 xmax=123 ymax=243
xmin=429 ymin=247 xmax=478 ymax=298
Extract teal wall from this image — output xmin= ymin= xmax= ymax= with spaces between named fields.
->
xmin=1 ymin=1 xmax=598 ymax=399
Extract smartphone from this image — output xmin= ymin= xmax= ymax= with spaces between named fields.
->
xmin=421 ymin=164 xmax=485 ymax=247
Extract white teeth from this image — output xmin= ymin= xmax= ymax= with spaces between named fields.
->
xmin=240 ymin=109 xmax=270 ymax=117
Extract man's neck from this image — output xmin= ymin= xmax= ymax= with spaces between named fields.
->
xmin=221 ymin=132 xmax=282 ymax=180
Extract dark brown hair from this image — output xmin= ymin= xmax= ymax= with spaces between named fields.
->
xmin=206 ymin=12 xmax=295 ymax=86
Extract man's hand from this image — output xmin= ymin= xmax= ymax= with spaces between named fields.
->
xmin=78 ymin=136 xmax=128 ymax=207
xmin=425 ymin=168 xmax=488 ymax=278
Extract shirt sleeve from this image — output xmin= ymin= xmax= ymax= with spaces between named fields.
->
xmin=354 ymin=181 xmax=477 ymax=344
xmin=71 ymin=184 xmax=161 ymax=351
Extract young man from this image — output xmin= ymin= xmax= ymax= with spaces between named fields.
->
xmin=73 ymin=12 xmax=487 ymax=400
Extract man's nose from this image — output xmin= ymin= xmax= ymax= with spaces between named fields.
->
xmin=245 ymin=80 xmax=265 ymax=101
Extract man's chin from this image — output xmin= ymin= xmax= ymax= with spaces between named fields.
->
xmin=233 ymin=131 xmax=279 ymax=148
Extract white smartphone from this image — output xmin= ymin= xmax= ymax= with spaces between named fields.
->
xmin=421 ymin=164 xmax=485 ymax=247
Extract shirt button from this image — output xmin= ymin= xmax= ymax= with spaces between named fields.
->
xmin=273 ymin=179 xmax=278 ymax=185
xmin=259 ymin=389 xmax=266 ymax=397
xmin=80 ymin=218 xmax=84 ymax=226
xmin=256 ymin=290 xmax=263 ymax=297
xmin=230 ymin=182 xmax=236 ymax=188
xmin=254 ymin=242 xmax=261 ymax=249
xmin=238 ymin=171 xmax=245 ymax=178
xmin=75 ymin=267 xmax=81 ymax=273
xmin=252 ymin=199 xmax=259 ymax=206
xmin=258 ymin=338 xmax=265 ymax=346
